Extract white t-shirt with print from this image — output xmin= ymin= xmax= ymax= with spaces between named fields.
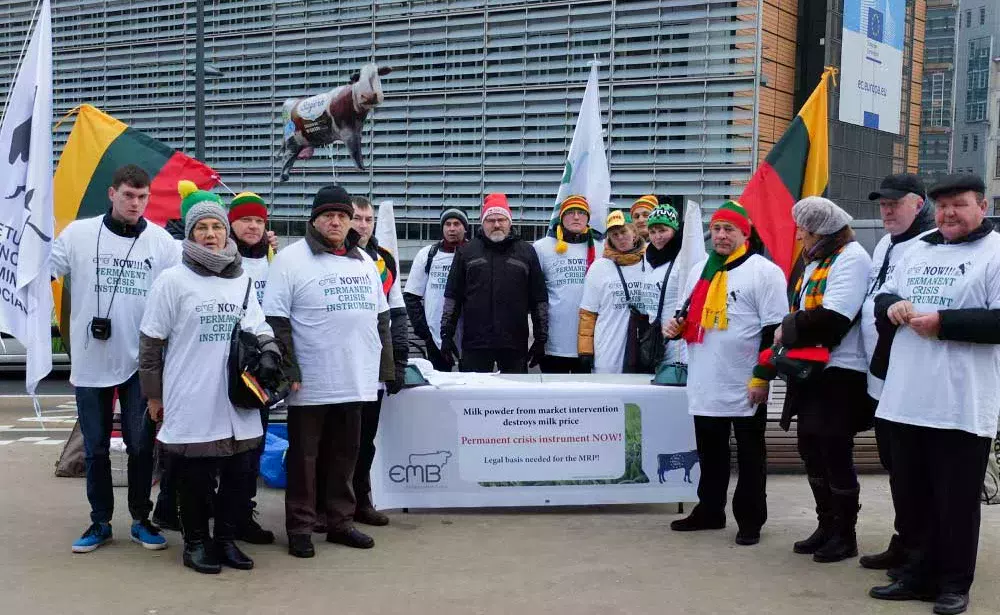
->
xmin=263 ymin=239 xmax=388 ymax=406
xmin=533 ymin=236 xmax=603 ymax=358
xmin=404 ymin=244 xmax=458 ymax=347
xmin=679 ymin=254 xmax=787 ymax=417
xmin=140 ymin=265 xmax=271 ymax=445
xmin=242 ymin=255 xmax=270 ymax=307
xmin=861 ymin=231 xmax=933 ymax=399
xmin=579 ymin=257 xmax=647 ymax=374
xmin=876 ymin=232 xmax=1000 ymax=438
xmin=643 ymin=259 xmax=687 ymax=364
xmin=796 ymin=241 xmax=871 ymax=373
xmin=50 ymin=216 xmax=181 ymax=387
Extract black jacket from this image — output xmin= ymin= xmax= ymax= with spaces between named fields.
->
xmin=361 ymin=237 xmax=409 ymax=373
xmin=441 ymin=228 xmax=548 ymax=352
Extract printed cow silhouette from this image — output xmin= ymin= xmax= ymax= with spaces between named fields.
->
xmin=657 ymin=450 xmax=699 ymax=484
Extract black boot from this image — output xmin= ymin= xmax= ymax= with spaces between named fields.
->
xmin=354 ymin=493 xmax=390 ymax=527
xmin=670 ymin=505 xmax=725 ymax=532
xmin=793 ymin=477 xmax=834 ymax=554
xmin=860 ymin=534 xmax=906 ymax=570
xmin=813 ymin=486 xmax=859 ymax=563
xmin=216 ymin=539 xmax=254 ymax=570
xmin=183 ymin=540 xmax=221 ymax=574
xmin=178 ymin=461 xmax=221 ymax=574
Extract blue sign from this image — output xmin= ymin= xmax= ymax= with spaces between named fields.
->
xmin=867 ymin=7 xmax=884 ymax=43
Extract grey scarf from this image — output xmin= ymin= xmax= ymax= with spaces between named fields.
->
xmin=182 ymin=238 xmax=243 ymax=278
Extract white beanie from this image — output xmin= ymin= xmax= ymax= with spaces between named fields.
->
xmin=792 ymin=196 xmax=853 ymax=236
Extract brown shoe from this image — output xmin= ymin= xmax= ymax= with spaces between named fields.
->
xmin=354 ymin=507 xmax=389 ymax=527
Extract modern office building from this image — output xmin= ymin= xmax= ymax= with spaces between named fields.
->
xmin=0 ymin=0 xmax=925 ymax=239
xmin=919 ymin=0 xmax=958 ymax=184
xmin=952 ymin=0 xmax=997 ymax=178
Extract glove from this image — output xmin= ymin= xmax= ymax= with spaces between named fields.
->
xmin=440 ymin=337 xmax=459 ymax=366
xmin=386 ymin=364 xmax=405 ymax=395
xmin=527 ymin=340 xmax=546 ymax=369
xmin=578 ymin=354 xmax=594 ymax=374
xmin=257 ymin=350 xmax=282 ymax=385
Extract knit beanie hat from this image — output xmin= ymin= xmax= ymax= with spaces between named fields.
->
xmin=184 ymin=198 xmax=230 ymax=239
xmin=710 ymin=200 xmax=752 ymax=237
xmin=229 ymin=192 xmax=268 ymax=223
xmin=178 ymin=180 xmax=223 ymax=224
xmin=647 ymin=205 xmax=679 ymax=231
xmin=555 ymin=195 xmax=591 ymax=255
xmin=482 ymin=193 xmax=512 ymax=222
xmin=311 ymin=184 xmax=354 ymax=222
xmin=440 ymin=208 xmax=470 ymax=233
xmin=631 ymin=195 xmax=658 ymax=218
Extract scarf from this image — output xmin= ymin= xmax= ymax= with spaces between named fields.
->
xmin=305 ymin=224 xmax=363 ymax=259
xmin=645 ymin=238 xmax=680 ymax=269
xmin=362 ymin=237 xmax=396 ymax=296
xmin=554 ymin=224 xmax=598 ymax=269
xmin=235 ymin=234 xmax=269 ymax=260
xmin=603 ymin=236 xmax=645 ymax=266
xmin=440 ymin=238 xmax=466 ymax=253
xmin=182 ymin=238 xmax=242 ymax=278
xmin=683 ymin=243 xmax=748 ymax=344
xmin=789 ymin=232 xmax=854 ymax=311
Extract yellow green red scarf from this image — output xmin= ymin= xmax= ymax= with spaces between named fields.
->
xmin=683 ymin=243 xmax=747 ymax=344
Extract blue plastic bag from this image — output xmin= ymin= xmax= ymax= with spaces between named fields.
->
xmin=260 ymin=431 xmax=288 ymax=489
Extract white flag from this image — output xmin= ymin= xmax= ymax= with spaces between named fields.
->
xmin=0 ymin=0 xmax=54 ymax=395
xmin=375 ymin=199 xmax=399 ymax=260
xmin=552 ymin=62 xmax=611 ymax=233
xmin=673 ymin=200 xmax=708 ymax=306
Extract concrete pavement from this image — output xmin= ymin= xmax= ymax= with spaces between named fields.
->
xmin=1 ymin=437 xmax=1000 ymax=615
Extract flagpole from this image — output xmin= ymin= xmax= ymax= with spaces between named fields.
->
xmin=0 ymin=0 xmax=43 ymax=124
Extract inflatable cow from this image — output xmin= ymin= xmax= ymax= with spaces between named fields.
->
xmin=279 ymin=63 xmax=392 ymax=182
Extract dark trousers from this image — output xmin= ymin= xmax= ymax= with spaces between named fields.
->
xmin=316 ymin=393 xmax=384 ymax=514
xmin=460 ymin=348 xmax=527 ymax=373
xmin=874 ymin=417 xmax=908 ymax=547
xmin=248 ymin=408 xmax=270 ymax=514
xmin=75 ymin=372 xmax=154 ymax=523
xmin=174 ymin=449 xmax=254 ymax=542
xmin=539 ymin=355 xmax=586 ymax=374
xmin=887 ymin=420 xmax=991 ymax=595
xmin=797 ymin=433 xmax=859 ymax=492
xmin=285 ymin=403 xmax=362 ymax=536
xmin=691 ymin=403 xmax=768 ymax=531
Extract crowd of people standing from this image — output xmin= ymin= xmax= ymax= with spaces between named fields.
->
xmin=52 ymin=163 xmax=1000 ymax=614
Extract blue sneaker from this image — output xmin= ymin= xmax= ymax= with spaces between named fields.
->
xmin=130 ymin=519 xmax=168 ymax=550
xmin=72 ymin=522 xmax=112 ymax=553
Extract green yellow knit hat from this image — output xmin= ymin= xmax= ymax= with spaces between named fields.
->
xmin=647 ymin=205 xmax=679 ymax=231
xmin=178 ymin=180 xmax=224 ymax=222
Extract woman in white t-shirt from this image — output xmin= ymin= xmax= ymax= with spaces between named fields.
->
xmin=775 ymin=197 xmax=873 ymax=565
xmin=578 ymin=211 xmax=647 ymax=373
xmin=139 ymin=195 xmax=281 ymax=575
xmin=642 ymin=205 xmax=687 ymax=365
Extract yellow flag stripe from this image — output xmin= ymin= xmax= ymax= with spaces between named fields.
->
xmin=798 ymin=68 xmax=833 ymax=197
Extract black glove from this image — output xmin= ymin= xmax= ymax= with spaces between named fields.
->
xmin=385 ymin=369 xmax=404 ymax=395
xmin=578 ymin=355 xmax=594 ymax=374
xmin=257 ymin=350 xmax=282 ymax=385
xmin=527 ymin=340 xmax=546 ymax=369
xmin=440 ymin=337 xmax=459 ymax=366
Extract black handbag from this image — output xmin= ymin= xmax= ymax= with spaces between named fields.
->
xmin=614 ymin=262 xmax=653 ymax=374
xmin=638 ymin=259 xmax=675 ymax=373
xmin=228 ymin=279 xmax=289 ymax=410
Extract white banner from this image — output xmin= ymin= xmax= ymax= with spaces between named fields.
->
xmin=372 ymin=381 xmax=698 ymax=508
xmin=838 ymin=0 xmax=905 ymax=134
xmin=0 ymin=0 xmax=54 ymax=394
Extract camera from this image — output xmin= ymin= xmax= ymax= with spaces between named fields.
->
xmin=90 ymin=317 xmax=112 ymax=341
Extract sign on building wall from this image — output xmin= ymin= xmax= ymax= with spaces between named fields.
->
xmin=838 ymin=0 xmax=907 ymax=134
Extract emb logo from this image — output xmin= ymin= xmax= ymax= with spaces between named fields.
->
xmin=389 ymin=451 xmax=452 ymax=484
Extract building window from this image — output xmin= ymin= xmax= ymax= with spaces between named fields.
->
xmin=965 ymin=10 xmax=972 ymax=28
xmin=980 ymin=6 xmax=986 ymax=25
xmin=973 ymin=135 xmax=979 ymax=151
xmin=966 ymin=37 xmax=990 ymax=122
xmin=963 ymin=135 xmax=969 ymax=152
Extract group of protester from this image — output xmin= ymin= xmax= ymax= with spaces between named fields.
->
xmin=54 ymin=162 xmax=999 ymax=615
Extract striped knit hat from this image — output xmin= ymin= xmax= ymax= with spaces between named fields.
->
xmin=555 ymin=195 xmax=590 ymax=255
xmin=631 ymin=195 xmax=658 ymax=217
xmin=229 ymin=192 xmax=268 ymax=223
xmin=709 ymin=200 xmax=751 ymax=237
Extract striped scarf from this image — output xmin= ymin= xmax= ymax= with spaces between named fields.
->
xmin=375 ymin=255 xmax=394 ymax=296
xmin=683 ymin=243 xmax=747 ymax=344
xmin=791 ymin=246 xmax=845 ymax=311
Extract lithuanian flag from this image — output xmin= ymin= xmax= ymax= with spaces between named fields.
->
xmin=52 ymin=104 xmax=218 ymax=346
xmin=739 ymin=67 xmax=836 ymax=279
xmin=54 ymin=104 xmax=218 ymax=234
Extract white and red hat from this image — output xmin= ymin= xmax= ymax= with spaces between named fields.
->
xmin=481 ymin=193 xmax=512 ymax=222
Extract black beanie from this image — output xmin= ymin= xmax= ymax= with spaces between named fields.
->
xmin=311 ymin=184 xmax=354 ymax=221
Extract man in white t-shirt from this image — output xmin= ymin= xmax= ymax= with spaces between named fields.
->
xmin=533 ymin=195 xmax=602 ymax=373
xmin=858 ymin=174 xmax=935 ymax=573
xmin=869 ymin=174 xmax=1000 ymax=615
xmin=404 ymin=208 xmax=469 ymax=371
xmin=263 ymin=184 xmax=394 ymax=559
xmin=664 ymin=201 xmax=787 ymax=547
xmin=51 ymin=165 xmax=179 ymax=554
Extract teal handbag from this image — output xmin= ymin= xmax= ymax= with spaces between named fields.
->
xmin=652 ymin=360 xmax=688 ymax=386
